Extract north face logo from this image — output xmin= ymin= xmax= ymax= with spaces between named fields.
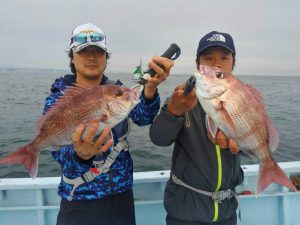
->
xmin=207 ymin=34 xmax=226 ymax=43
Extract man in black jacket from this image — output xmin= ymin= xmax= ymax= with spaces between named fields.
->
xmin=150 ymin=31 xmax=243 ymax=225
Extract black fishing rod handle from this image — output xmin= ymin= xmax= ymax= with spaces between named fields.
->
xmin=183 ymin=75 xmax=196 ymax=96
xmin=145 ymin=43 xmax=181 ymax=77
xmin=138 ymin=44 xmax=181 ymax=85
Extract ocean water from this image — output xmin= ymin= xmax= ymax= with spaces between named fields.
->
xmin=0 ymin=69 xmax=299 ymax=178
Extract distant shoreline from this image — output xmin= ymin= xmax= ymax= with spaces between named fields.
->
xmin=0 ymin=67 xmax=299 ymax=77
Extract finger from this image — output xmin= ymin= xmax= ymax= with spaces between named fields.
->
xmin=149 ymin=56 xmax=173 ymax=78
xmin=229 ymin=139 xmax=239 ymax=154
xmin=84 ymin=121 xmax=99 ymax=143
xmin=191 ymin=95 xmax=198 ymax=108
xmin=207 ymin=130 xmax=216 ymax=144
xmin=152 ymin=56 xmax=174 ymax=74
xmin=147 ymin=76 xmax=165 ymax=86
xmin=93 ymin=126 xmax=112 ymax=147
xmin=148 ymin=61 xmax=165 ymax=77
xmin=173 ymin=84 xmax=186 ymax=94
xmin=168 ymin=85 xmax=184 ymax=101
xmin=184 ymin=89 xmax=197 ymax=101
xmin=97 ymin=139 xmax=114 ymax=154
xmin=72 ymin=124 xmax=85 ymax=144
xmin=216 ymin=131 xmax=228 ymax=148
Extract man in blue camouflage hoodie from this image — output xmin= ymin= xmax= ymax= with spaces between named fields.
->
xmin=43 ymin=23 xmax=174 ymax=225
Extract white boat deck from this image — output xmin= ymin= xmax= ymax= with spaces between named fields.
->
xmin=1 ymin=161 xmax=300 ymax=225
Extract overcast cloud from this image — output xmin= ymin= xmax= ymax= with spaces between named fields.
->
xmin=0 ymin=0 xmax=299 ymax=76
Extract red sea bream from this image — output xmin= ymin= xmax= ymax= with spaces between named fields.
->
xmin=0 ymin=85 xmax=140 ymax=178
xmin=194 ymin=65 xmax=296 ymax=193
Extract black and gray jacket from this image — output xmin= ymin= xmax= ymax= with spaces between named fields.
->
xmin=150 ymin=102 xmax=244 ymax=223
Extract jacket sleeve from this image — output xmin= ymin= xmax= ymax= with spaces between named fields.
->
xmin=51 ymin=144 xmax=93 ymax=174
xmin=128 ymin=89 xmax=160 ymax=126
xmin=149 ymin=105 xmax=185 ymax=146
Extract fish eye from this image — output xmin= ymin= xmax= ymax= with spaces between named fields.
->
xmin=115 ymin=89 xmax=124 ymax=97
xmin=216 ymin=72 xmax=225 ymax=79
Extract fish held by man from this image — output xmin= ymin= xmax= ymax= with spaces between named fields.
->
xmin=194 ymin=64 xmax=296 ymax=193
xmin=0 ymin=85 xmax=140 ymax=178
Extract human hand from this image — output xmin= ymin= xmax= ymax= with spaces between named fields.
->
xmin=207 ymin=130 xmax=239 ymax=154
xmin=167 ymin=83 xmax=198 ymax=116
xmin=144 ymin=56 xmax=174 ymax=99
xmin=72 ymin=121 xmax=113 ymax=160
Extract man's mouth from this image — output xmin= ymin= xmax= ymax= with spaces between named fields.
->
xmin=86 ymin=65 xmax=98 ymax=69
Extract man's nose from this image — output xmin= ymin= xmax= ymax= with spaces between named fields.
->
xmin=213 ymin=62 xmax=222 ymax=68
xmin=212 ymin=60 xmax=223 ymax=69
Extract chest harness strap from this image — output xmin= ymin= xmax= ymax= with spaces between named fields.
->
xmin=63 ymin=122 xmax=131 ymax=201
xmin=171 ymin=174 xmax=239 ymax=205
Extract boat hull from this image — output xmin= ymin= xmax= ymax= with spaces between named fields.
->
xmin=1 ymin=161 xmax=300 ymax=225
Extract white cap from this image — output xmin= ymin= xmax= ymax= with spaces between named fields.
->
xmin=69 ymin=23 xmax=108 ymax=53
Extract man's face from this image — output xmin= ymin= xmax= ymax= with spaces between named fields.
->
xmin=72 ymin=46 xmax=106 ymax=80
xmin=197 ymin=47 xmax=234 ymax=73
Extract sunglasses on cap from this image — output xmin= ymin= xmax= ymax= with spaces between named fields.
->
xmin=71 ymin=32 xmax=104 ymax=44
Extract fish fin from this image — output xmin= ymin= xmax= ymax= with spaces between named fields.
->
xmin=80 ymin=117 xmax=108 ymax=141
xmin=244 ymin=83 xmax=279 ymax=152
xmin=45 ymin=145 xmax=63 ymax=151
xmin=35 ymin=85 xmax=93 ymax=132
xmin=205 ymin=114 xmax=218 ymax=138
xmin=0 ymin=144 xmax=39 ymax=178
xmin=267 ymin=121 xmax=279 ymax=152
xmin=256 ymin=161 xmax=296 ymax=194
xmin=247 ymin=84 xmax=279 ymax=152
xmin=244 ymin=84 xmax=264 ymax=105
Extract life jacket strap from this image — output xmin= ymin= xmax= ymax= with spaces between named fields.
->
xmin=62 ymin=175 xmax=85 ymax=201
xmin=63 ymin=139 xmax=129 ymax=201
xmin=171 ymin=173 xmax=239 ymax=205
xmin=94 ymin=139 xmax=129 ymax=174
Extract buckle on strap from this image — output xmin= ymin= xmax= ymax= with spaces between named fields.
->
xmin=212 ymin=189 xmax=233 ymax=203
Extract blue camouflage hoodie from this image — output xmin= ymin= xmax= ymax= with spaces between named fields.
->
xmin=43 ymin=74 xmax=160 ymax=200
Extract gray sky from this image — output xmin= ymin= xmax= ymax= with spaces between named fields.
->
xmin=1 ymin=0 xmax=299 ymax=76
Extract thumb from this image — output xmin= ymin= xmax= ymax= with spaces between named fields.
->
xmin=228 ymin=139 xmax=239 ymax=154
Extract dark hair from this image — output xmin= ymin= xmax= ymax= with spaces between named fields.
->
xmin=69 ymin=49 xmax=110 ymax=75
xmin=195 ymin=47 xmax=236 ymax=70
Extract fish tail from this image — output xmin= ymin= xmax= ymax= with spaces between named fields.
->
xmin=257 ymin=161 xmax=296 ymax=193
xmin=0 ymin=143 xmax=39 ymax=178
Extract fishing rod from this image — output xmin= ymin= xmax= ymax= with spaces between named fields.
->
xmin=183 ymin=75 xmax=196 ymax=96
xmin=136 ymin=43 xmax=195 ymax=96
xmin=138 ymin=43 xmax=181 ymax=85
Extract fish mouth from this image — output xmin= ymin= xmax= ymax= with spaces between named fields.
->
xmin=131 ymin=84 xmax=143 ymax=98
xmin=129 ymin=84 xmax=142 ymax=106
xmin=194 ymin=70 xmax=225 ymax=99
